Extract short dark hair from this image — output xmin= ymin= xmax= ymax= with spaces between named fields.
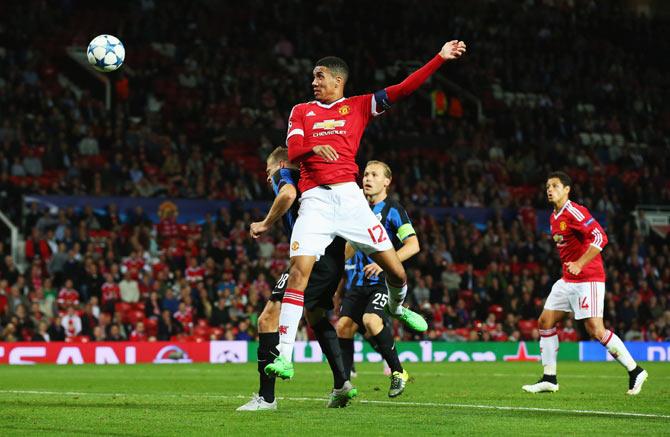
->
xmin=315 ymin=56 xmax=349 ymax=82
xmin=547 ymin=171 xmax=572 ymax=188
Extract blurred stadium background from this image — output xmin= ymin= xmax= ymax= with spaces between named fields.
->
xmin=0 ymin=0 xmax=669 ymax=364
xmin=2 ymin=0 xmax=670 ymax=434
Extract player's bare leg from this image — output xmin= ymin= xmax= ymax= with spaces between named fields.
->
xmin=264 ymin=255 xmax=315 ymax=379
xmin=369 ymin=249 xmax=427 ymax=332
xmin=523 ymin=309 xmax=565 ymax=393
xmin=584 ymin=317 xmax=648 ymax=395
xmin=362 ymin=313 xmax=408 ymax=397
xmin=238 ymin=301 xmax=280 ymax=411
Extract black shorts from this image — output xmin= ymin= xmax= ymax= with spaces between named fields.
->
xmin=339 ymin=284 xmax=390 ymax=325
xmin=270 ymin=237 xmax=345 ymax=311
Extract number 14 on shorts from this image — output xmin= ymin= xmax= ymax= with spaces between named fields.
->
xmin=579 ymin=296 xmax=589 ymax=309
xmin=367 ymin=224 xmax=387 ymax=244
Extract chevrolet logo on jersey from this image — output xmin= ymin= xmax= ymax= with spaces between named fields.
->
xmin=313 ymin=119 xmax=346 ymax=130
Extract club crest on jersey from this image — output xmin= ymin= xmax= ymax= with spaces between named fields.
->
xmin=559 ymin=221 xmax=567 ymax=231
xmin=291 ymin=241 xmax=300 ymax=251
xmin=313 ymin=119 xmax=346 ymax=130
xmin=338 ymin=105 xmax=350 ymax=115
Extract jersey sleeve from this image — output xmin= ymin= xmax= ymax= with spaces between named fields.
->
xmin=388 ymin=205 xmax=416 ymax=241
xmin=286 ymin=104 xmax=304 ymax=143
xmin=286 ymin=104 xmax=313 ymax=162
xmin=568 ymin=205 xmax=608 ymax=251
xmin=349 ymin=94 xmax=378 ymax=125
xmin=271 ymin=168 xmax=296 ymax=195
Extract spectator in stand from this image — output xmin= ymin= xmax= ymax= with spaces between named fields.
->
xmin=108 ymin=324 xmax=125 ymax=341
xmin=145 ymin=291 xmax=162 ymax=320
xmin=80 ymin=303 xmax=99 ymax=338
xmin=157 ymin=309 xmax=181 ymax=341
xmin=1 ymin=321 xmax=18 ymax=342
xmin=412 ymin=278 xmax=430 ymax=306
xmin=174 ymin=301 xmax=193 ymax=334
xmin=185 ymin=257 xmax=205 ymax=284
xmin=92 ymin=326 xmax=106 ymax=342
xmin=162 ymin=288 xmax=180 ymax=314
xmin=129 ymin=321 xmax=148 ymax=341
xmin=235 ymin=319 xmax=253 ymax=341
xmin=119 ymin=271 xmax=140 ymax=303
xmin=32 ymin=320 xmax=51 ymax=341
xmin=61 ymin=306 xmax=82 ymax=338
xmin=47 ymin=315 xmax=66 ymax=341
xmin=101 ymin=273 xmax=121 ymax=313
xmin=57 ymin=280 xmax=79 ymax=313
xmin=210 ymin=297 xmax=231 ymax=328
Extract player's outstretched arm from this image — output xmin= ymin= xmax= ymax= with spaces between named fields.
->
xmin=382 ymin=40 xmax=466 ymax=104
xmin=249 ymin=184 xmax=297 ymax=238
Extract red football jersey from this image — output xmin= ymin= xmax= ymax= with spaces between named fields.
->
xmin=185 ymin=266 xmax=205 ymax=283
xmin=57 ymin=288 xmax=80 ymax=308
xmin=286 ymin=94 xmax=383 ymax=192
xmin=101 ymin=282 xmax=121 ymax=305
xmin=550 ymin=200 xmax=608 ymax=282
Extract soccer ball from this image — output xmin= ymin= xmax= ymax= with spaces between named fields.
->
xmin=87 ymin=35 xmax=125 ymax=72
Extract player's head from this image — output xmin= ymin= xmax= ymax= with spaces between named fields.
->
xmin=363 ymin=160 xmax=392 ymax=198
xmin=546 ymin=171 xmax=571 ymax=205
xmin=313 ymin=56 xmax=349 ymax=102
xmin=265 ymin=146 xmax=294 ymax=183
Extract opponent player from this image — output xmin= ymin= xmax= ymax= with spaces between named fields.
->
xmin=523 ymin=171 xmax=648 ymax=395
xmin=266 ymin=40 xmax=467 ymax=379
xmin=336 ymin=160 xmax=419 ymax=398
xmin=237 ymin=147 xmax=356 ymax=411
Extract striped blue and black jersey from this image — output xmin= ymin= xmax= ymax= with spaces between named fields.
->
xmin=270 ymin=168 xmax=300 ymax=237
xmin=347 ymin=198 xmax=416 ymax=287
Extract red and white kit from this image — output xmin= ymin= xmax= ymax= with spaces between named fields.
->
xmin=545 ymin=200 xmax=609 ymax=319
xmin=286 ymin=54 xmax=447 ymax=257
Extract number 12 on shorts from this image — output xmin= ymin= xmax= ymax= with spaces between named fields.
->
xmin=367 ymin=224 xmax=387 ymax=244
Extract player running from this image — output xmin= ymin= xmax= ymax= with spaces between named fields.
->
xmin=266 ymin=40 xmax=467 ymax=379
xmin=523 ymin=171 xmax=648 ymax=395
xmin=237 ymin=147 xmax=356 ymax=411
xmin=336 ymin=160 xmax=419 ymax=398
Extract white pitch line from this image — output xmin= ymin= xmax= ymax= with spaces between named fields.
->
xmin=341 ymin=371 xmax=670 ymax=380
xmin=1 ymin=389 xmax=668 ymax=420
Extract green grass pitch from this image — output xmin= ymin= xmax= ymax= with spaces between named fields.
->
xmin=0 ymin=361 xmax=668 ymax=436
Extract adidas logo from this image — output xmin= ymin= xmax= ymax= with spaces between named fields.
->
xmin=306 ymin=111 xmax=316 ymax=116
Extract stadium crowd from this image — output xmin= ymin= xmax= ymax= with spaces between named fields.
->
xmin=0 ymin=0 xmax=669 ymax=343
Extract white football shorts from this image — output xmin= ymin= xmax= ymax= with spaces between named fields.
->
xmin=290 ymin=182 xmax=394 ymax=258
xmin=544 ymin=279 xmax=605 ymax=320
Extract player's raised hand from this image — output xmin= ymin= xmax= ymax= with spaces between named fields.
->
xmin=363 ymin=262 xmax=384 ymax=279
xmin=250 ymin=221 xmax=270 ymax=239
xmin=439 ymin=40 xmax=467 ymax=61
xmin=313 ymin=145 xmax=339 ymax=161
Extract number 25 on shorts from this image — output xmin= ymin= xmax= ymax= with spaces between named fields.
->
xmin=367 ymin=224 xmax=387 ymax=244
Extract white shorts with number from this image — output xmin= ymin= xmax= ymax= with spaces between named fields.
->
xmin=290 ymin=182 xmax=394 ymax=258
xmin=544 ymin=279 xmax=605 ymax=320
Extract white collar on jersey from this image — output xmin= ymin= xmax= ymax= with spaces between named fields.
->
xmin=553 ymin=200 xmax=571 ymax=219
xmin=312 ymin=97 xmax=346 ymax=109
